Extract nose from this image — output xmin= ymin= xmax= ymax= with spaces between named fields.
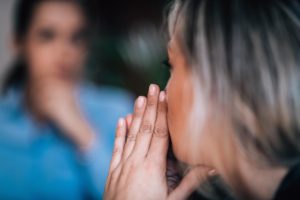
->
xmin=59 ymin=41 xmax=74 ymax=57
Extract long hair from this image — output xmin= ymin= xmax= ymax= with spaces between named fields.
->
xmin=167 ymin=0 xmax=300 ymax=198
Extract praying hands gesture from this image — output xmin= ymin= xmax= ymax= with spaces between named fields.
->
xmin=104 ymin=84 xmax=215 ymax=200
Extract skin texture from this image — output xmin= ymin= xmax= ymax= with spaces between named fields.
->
xmin=104 ymin=85 xmax=215 ymax=200
xmin=166 ymin=37 xmax=216 ymax=167
xmin=17 ymin=1 xmax=94 ymax=150
xmin=165 ymin=38 xmax=194 ymax=164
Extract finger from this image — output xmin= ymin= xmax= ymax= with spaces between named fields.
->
xmin=109 ymin=118 xmax=127 ymax=172
xmin=168 ymin=166 xmax=215 ymax=200
xmin=123 ymin=96 xmax=146 ymax=160
xmin=148 ymin=91 xmax=169 ymax=164
xmin=126 ymin=114 xmax=133 ymax=128
xmin=133 ymin=84 xmax=160 ymax=158
xmin=106 ymin=118 xmax=127 ymax=190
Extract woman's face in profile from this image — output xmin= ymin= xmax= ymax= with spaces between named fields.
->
xmin=166 ymin=37 xmax=220 ymax=166
xmin=166 ymin=37 xmax=197 ymax=164
xmin=20 ymin=1 xmax=89 ymax=82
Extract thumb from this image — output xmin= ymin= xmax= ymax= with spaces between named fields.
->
xmin=168 ymin=166 xmax=216 ymax=200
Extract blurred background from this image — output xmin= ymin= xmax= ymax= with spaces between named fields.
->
xmin=0 ymin=0 xmax=15 ymax=87
xmin=0 ymin=1 xmax=172 ymax=199
xmin=0 ymin=0 xmax=170 ymax=95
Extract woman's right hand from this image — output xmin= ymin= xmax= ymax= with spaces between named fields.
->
xmin=27 ymin=77 xmax=77 ymax=121
xmin=27 ymin=77 xmax=95 ymax=151
xmin=104 ymin=84 xmax=215 ymax=200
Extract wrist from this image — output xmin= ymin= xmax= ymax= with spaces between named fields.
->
xmin=71 ymin=121 xmax=96 ymax=152
xmin=53 ymin=107 xmax=96 ymax=151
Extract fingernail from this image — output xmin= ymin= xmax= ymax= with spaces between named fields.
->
xmin=149 ymin=84 xmax=157 ymax=96
xmin=159 ymin=91 xmax=166 ymax=102
xmin=136 ymin=96 xmax=145 ymax=108
xmin=118 ymin=118 xmax=125 ymax=127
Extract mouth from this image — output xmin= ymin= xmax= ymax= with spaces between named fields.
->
xmin=56 ymin=66 xmax=77 ymax=81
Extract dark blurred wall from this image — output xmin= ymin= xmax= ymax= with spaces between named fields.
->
xmin=0 ymin=0 xmax=170 ymax=95
xmin=93 ymin=0 xmax=166 ymax=34
xmin=86 ymin=0 xmax=170 ymax=96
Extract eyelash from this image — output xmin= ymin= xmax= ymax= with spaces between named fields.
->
xmin=39 ymin=30 xmax=55 ymax=41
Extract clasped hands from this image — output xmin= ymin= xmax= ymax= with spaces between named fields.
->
xmin=105 ymin=84 xmax=216 ymax=200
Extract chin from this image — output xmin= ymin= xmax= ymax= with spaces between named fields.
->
xmin=168 ymin=120 xmax=196 ymax=165
xmin=170 ymin=133 xmax=204 ymax=167
xmin=170 ymin=138 xmax=194 ymax=165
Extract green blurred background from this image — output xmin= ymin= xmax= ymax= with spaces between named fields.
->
xmin=85 ymin=0 xmax=171 ymax=96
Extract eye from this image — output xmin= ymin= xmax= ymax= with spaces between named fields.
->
xmin=71 ymin=29 xmax=88 ymax=46
xmin=162 ymin=58 xmax=173 ymax=71
xmin=37 ymin=28 xmax=55 ymax=42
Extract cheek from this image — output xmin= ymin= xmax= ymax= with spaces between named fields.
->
xmin=25 ymin=42 xmax=56 ymax=76
xmin=167 ymin=79 xmax=214 ymax=165
xmin=166 ymin=74 xmax=194 ymax=162
xmin=69 ymin=48 xmax=86 ymax=68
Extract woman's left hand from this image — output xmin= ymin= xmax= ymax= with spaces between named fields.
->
xmin=104 ymin=84 xmax=214 ymax=200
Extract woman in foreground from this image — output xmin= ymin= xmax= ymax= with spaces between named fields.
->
xmin=105 ymin=0 xmax=300 ymax=199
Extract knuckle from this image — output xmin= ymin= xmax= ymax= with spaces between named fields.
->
xmin=133 ymin=109 xmax=143 ymax=118
xmin=147 ymin=98 xmax=157 ymax=107
xmin=112 ymin=146 xmax=121 ymax=156
xmin=158 ymin=104 xmax=166 ymax=113
xmin=115 ymin=130 xmax=124 ymax=138
xmin=127 ymin=133 xmax=137 ymax=141
xmin=140 ymin=122 xmax=153 ymax=134
xmin=123 ymin=159 xmax=137 ymax=172
xmin=154 ymin=126 xmax=168 ymax=137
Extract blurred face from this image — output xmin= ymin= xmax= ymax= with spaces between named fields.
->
xmin=20 ymin=1 xmax=89 ymax=83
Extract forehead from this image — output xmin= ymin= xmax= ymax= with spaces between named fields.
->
xmin=30 ymin=1 xmax=85 ymax=29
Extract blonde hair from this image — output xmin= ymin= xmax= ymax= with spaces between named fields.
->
xmin=167 ymin=0 xmax=300 ymax=198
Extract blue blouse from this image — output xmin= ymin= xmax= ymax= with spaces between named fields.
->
xmin=0 ymin=84 xmax=133 ymax=200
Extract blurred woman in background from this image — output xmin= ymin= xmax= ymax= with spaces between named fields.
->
xmin=0 ymin=0 xmax=132 ymax=199
xmin=105 ymin=0 xmax=300 ymax=199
